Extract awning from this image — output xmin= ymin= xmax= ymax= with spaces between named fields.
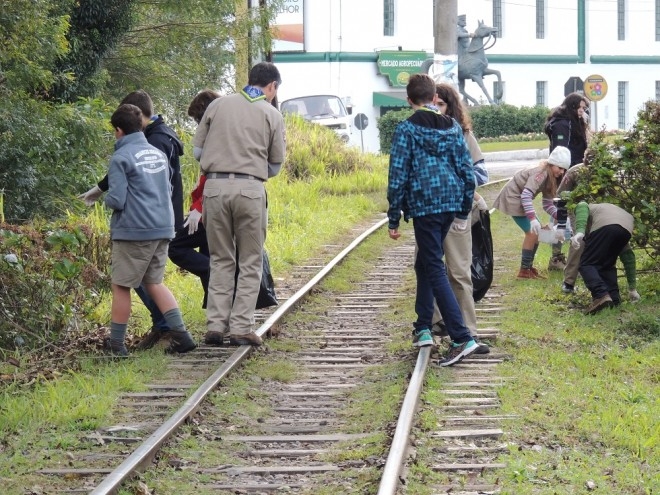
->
xmin=373 ymin=90 xmax=409 ymax=107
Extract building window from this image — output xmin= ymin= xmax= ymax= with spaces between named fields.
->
xmin=384 ymin=0 xmax=394 ymax=36
xmin=656 ymin=0 xmax=660 ymax=41
xmin=493 ymin=0 xmax=503 ymax=37
xmin=536 ymin=81 xmax=547 ymax=106
xmin=618 ymin=81 xmax=628 ymax=129
xmin=536 ymin=0 xmax=545 ymax=39
xmin=618 ymin=0 xmax=625 ymax=40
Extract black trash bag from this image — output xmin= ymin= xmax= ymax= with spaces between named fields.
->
xmin=471 ymin=209 xmax=494 ymax=302
xmin=233 ymin=249 xmax=278 ymax=309
xmin=256 ymin=250 xmax=278 ymax=309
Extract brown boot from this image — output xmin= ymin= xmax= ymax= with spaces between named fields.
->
xmin=548 ymin=254 xmax=567 ymax=271
xmin=229 ymin=332 xmax=263 ymax=346
xmin=517 ymin=268 xmax=535 ymax=279
xmin=585 ymin=294 xmax=613 ymax=315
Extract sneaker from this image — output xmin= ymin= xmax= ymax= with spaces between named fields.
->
xmin=585 ymin=294 xmax=613 ymax=315
xmin=135 ymin=326 xmax=167 ymax=350
xmin=436 ymin=339 xmax=478 ymax=367
xmin=472 ymin=339 xmax=490 ymax=354
xmin=548 ymin=254 xmax=567 ymax=271
xmin=431 ymin=322 xmax=448 ymax=337
xmin=561 ymin=282 xmax=575 ymax=294
xmin=412 ymin=328 xmax=434 ymax=348
xmin=229 ymin=332 xmax=263 ymax=346
xmin=204 ymin=331 xmax=224 ymax=346
xmin=165 ymin=329 xmax=197 ymax=354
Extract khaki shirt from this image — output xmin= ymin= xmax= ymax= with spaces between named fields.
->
xmin=492 ymin=165 xmax=552 ymax=216
xmin=193 ymin=92 xmax=285 ymax=180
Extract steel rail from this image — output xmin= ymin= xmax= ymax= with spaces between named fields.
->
xmin=376 ymin=346 xmax=431 ymax=495
xmin=90 ymin=215 xmax=389 ymax=494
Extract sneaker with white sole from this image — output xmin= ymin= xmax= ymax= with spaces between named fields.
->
xmin=435 ymin=339 xmax=478 ymax=367
xmin=412 ymin=328 xmax=433 ymax=348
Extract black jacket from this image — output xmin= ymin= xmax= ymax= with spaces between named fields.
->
xmin=545 ymin=116 xmax=587 ymax=167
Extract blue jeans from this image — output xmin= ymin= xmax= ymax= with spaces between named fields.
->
xmin=134 ymin=285 xmax=169 ymax=330
xmin=413 ymin=213 xmax=472 ymax=344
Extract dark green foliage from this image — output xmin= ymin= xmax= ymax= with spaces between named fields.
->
xmin=0 ymin=95 xmax=112 ymax=223
xmin=49 ymin=0 xmax=136 ymax=102
xmin=0 ymin=223 xmax=110 ymax=351
xmin=571 ymin=101 xmax=660 ymax=260
xmin=376 ymin=104 xmax=548 ymax=151
xmin=376 ymin=108 xmax=414 ymax=153
xmin=470 ymin=103 xmax=549 ymax=139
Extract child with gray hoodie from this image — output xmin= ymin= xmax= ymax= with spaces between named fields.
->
xmin=104 ymin=104 xmax=196 ymax=356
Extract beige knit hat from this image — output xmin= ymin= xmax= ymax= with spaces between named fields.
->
xmin=547 ymin=146 xmax=571 ymax=170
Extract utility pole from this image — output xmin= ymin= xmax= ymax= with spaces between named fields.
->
xmin=432 ymin=0 xmax=458 ymax=85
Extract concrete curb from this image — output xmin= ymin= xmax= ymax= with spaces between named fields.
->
xmin=483 ymin=148 xmax=549 ymax=161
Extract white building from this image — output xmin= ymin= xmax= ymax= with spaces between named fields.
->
xmin=271 ymin=0 xmax=660 ymax=153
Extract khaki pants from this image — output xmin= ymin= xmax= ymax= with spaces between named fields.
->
xmin=563 ymin=241 xmax=583 ymax=286
xmin=203 ymin=177 xmax=267 ymax=336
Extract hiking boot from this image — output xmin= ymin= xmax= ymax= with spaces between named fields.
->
xmin=135 ymin=326 xmax=166 ymax=350
xmin=229 ymin=332 xmax=263 ymax=346
xmin=165 ymin=329 xmax=197 ymax=354
xmin=561 ymin=282 xmax=575 ymax=294
xmin=106 ymin=338 xmax=129 ymax=358
xmin=431 ymin=321 xmax=448 ymax=337
xmin=435 ymin=339 xmax=478 ymax=367
xmin=517 ymin=268 xmax=545 ymax=279
xmin=204 ymin=331 xmax=224 ymax=346
xmin=412 ymin=328 xmax=434 ymax=348
xmin=585 ymin=294 xmax=613 ymax=315
xmin=548 ymin=254 xmax=567 ymax=271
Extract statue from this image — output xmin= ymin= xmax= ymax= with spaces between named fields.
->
xmin=457 ymin=17 xmax=503 ymax=106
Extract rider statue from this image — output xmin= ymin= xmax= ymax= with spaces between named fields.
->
xmin=457 ymin=14 xmax=472 ymax=60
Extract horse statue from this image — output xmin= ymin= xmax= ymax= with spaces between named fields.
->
xmin=458 ymin=20 xmax=502 ymax=106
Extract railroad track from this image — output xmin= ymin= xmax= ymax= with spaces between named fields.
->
xmin=29 ymin=187 xmax=509 ymax=494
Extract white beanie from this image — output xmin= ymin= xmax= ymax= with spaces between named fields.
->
xmin=547 ymin=146 xmax=571 ymax=170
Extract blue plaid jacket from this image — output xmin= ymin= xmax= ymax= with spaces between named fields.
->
xmin=387 ymin=110 xmax=475 ymax=229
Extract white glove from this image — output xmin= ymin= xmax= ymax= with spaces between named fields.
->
xmin=475 ymin=196 xmax=488 ymax=211
xmin=571 ymin=232 xmax=585 ymax=250
xmin=451 ymin=218 xmax=468 ymax=232
xmin=77 ymin=185 xmax=103 ymax=206
xmin=554 ymin=227 xmax=566 ymax=242
xmin=183 ymin=209 xmax=202 ymax=235
xmin=629 ymin=289 xmax=641 ymax=302
xmin=530 ymin=219 xmax=542 ymax=235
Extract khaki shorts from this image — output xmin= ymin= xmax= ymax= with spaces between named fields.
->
xmin=111 ymin=239 xmax=169 ymax=288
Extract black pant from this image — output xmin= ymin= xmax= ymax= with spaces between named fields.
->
xmin=578 ymin=224 xmax=630 ymax=303
xmin=168 ymin=223 xmax=210 ymax=308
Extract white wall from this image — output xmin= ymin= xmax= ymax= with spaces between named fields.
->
xmin=274 ymin=0 xmax=660 ymax=152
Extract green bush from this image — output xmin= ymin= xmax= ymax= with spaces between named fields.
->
xmin=376 ymin=104 xmax=548 ymax=151
xmin=0 ymin=223 xmax=111 ymax=352
xmin=0 ymin=95 xmax=112 ymax=224
xmin=571 ymin=100 xmax=660 ymax=262
xmin=470 ymin=103 xmax=549 ymax=138
xmin=376 ymin=108 xmax=414 ymax=153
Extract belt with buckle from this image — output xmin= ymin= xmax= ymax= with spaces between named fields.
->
xmin=205 ymin=172 xmax=262 ymax=181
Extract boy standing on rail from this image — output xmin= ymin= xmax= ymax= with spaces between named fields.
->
xmin=386 ymin=73 xmax=478 ymax=367
xmin=104 ymin=104 xmax=196 ymax=356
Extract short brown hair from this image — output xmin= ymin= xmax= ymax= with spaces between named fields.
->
xmin=187 ymin=89 xmax=221 ymax=123
xmin=120 ymin=90 xmax=154 ymax=118
xmin=111 ymin=104 xmax=143 ymax=135
xmin=406 ymin=74 xmax=436 ymax=106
